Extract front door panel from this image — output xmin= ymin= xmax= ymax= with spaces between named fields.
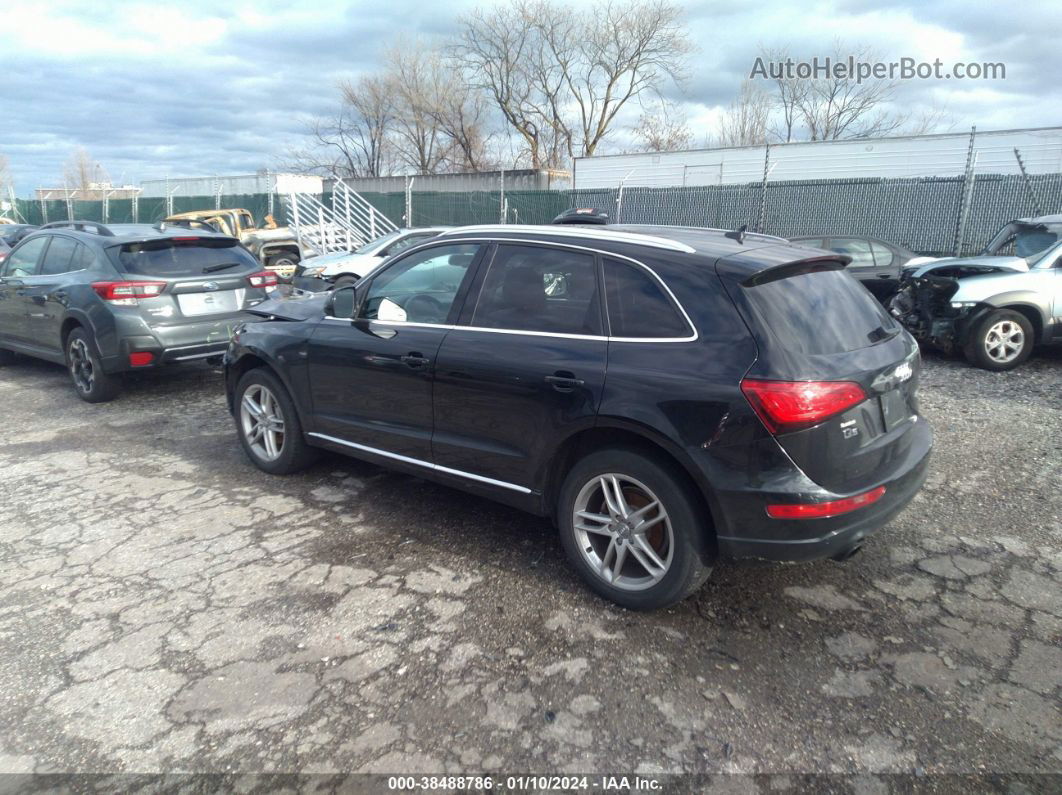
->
xmin=306 ymin=319 xmax=448 ymax=461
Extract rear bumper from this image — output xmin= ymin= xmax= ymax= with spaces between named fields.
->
xmin=99 ymin=314 xmax=253 ymax=373
xmin=714 ymin=419 xmax=932 ymax=562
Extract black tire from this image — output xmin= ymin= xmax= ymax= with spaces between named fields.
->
xmin=66 ymin=328 xmax=121 ymax=403
xmin=234 ymin=367 xmax=319 ymax=474
xmin=557 ymin=448 xmax=714 ymax=610
xmin=332 ymin=274 xmax=359 ymax=289
xmin=963 ymin=309 xmax=1034 ymax=371
xmin=0 ymin=348 xmax=16 ymax=366
xmin=266 ymin=252 xmax=299 ymax=270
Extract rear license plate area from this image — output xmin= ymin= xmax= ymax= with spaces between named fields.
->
xmin=177 ymin=290 xmax=242 ymax=317
xmin=879 ymin=388 xmax=908 ymax=431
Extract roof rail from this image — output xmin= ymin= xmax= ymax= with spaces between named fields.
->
xmin=39 ymin=220 xmax=116 ymax=237
xmin=438 ymin=224 xmax=696 ymax=254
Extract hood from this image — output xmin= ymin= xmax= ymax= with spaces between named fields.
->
xmin=907 ymin=254 xmax=1029 ymax=278
xmin=245 ymin=290 xmax=329 ymax=321
xmin=303 ymin=249 xmax=356 ymax=265
xmin=245 ymin=227 xmax=295 ymax=243
xmin=314 ymin=253 xmax=382 ymax=277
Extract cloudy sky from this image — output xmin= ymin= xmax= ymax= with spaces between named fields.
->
xmin=2 ymin=0 xmax=1059 ymax=195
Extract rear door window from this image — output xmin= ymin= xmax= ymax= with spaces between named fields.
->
xmin=830 ymin=238 xmax=876 ymax=269
xmin=39 ymin=236 xmax=80 ymax=275
xmin=602 ymin=258 xmax=690 ymax=339
xmin=742 ymin=268 xmax=899 ymax=355
xmin=2 ymin=236 xmax=48 ymax=277
xmin=110 ymin=238 xmax=260 ymax=277
xmin=471 ymin=244 xmax=602 ymax=335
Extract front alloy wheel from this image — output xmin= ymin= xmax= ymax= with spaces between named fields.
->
xmin=573 ymin=474 xmax=674 ymax=591
xmin=233 ymin=369 xmax=319 ymax=474
xmin=964 ymin=309 xmax=1034 ymax=371
xmin=983 ymin=319 xmax=1024 ymax=365
xmin=240 ymin=383 xmax=286 ymax=461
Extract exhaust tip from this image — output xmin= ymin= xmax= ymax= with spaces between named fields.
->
xmin=831 ymin=544 xmax=863 ymax=562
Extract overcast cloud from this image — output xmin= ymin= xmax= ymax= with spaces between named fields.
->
xmin=2 ymin=0 xmax=1059 ymax=194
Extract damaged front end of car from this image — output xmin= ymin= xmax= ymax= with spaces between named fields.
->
xmin=887 ymin=261 xmax=1027 ymax=352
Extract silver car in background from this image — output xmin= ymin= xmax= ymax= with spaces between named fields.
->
xmin=889 ymin=214 xmax=1062 ymax=370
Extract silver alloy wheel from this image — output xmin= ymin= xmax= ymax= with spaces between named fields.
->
xmin=572 ymin=473 xmax=674 ymax=591
xmin=69 ymin=338 xmax=94 ymax=394
xmin=240 ymin=384 xmax=286 ymax=462
xmin=984 ymin=320 xmax=1025 ymax=364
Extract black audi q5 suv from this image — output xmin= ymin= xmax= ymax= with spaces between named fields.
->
xmin=224 ymin=221 xmax=932 ymax=609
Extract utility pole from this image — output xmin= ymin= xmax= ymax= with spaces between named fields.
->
xmin=953 ymin=126 xmax=977 ymax=256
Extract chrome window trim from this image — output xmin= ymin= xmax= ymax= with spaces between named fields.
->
xmin=438 ymin=224 xmax=697 ymax=254
xmin=326 ymin=236 xmax=698 ymax=342
xmin=306 ymin=432 xmax=532 ymax=494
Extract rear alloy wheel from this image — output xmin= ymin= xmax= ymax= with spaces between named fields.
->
xmin=559 ymin=449 xmax=713 ymax=610
xmin=964 ymin=309 xmax=1034 ymax=371
xmin=235 ymin=368 xmax=318 ymax=474
xmin=66 ymin=328 xmax=120 ymax=403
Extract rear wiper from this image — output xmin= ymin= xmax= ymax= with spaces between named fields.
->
xmin=203 ymin=261 xmax=242 ymax=273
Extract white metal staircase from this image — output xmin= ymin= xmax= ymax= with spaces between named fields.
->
xmin=284 ymin=180 xmax=397 ymax=256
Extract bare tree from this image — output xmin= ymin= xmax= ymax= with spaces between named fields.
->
xmin=452 ymin=1 xmax=561 ymax=169
xmin=63 ymin=147 xmax=107 ymax=192
xmin=543 ymin=0 xmax=691 ymax=159
xmin=631 ymin=100 xmax=692 ymax=151
xmin=455 ymin=0 xmax=690 ymax=167
xmin=386 ymin=46 xmax=450 ymax=174
xmin=758 ymin=46 xmax=808 ymax=143
xmin=716 ymin=80 xmax=770 ymax=147
xmin=426 ymin=65 xmax=498 ymax=171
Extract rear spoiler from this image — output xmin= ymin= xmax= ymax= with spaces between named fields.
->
xmin=740 ymin=254 xmax=852 ymax=287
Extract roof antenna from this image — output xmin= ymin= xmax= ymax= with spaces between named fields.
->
xmin=725 ymin=224 xmax=748 ymax=244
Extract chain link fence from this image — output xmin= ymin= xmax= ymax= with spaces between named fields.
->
xmin=10 ymin=173 xmax=1061 ymax=256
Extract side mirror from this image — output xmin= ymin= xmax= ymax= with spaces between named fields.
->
xmin=326 ymin=285 xmax=358 ymax=319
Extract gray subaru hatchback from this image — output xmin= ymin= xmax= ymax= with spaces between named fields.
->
xmin=0 ymin=220 xmax=276 ymax=401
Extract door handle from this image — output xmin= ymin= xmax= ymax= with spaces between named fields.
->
xmin=545 ymin=372 xmax=585 ymax=392
xmin=401 ymin=353 xmax=430 ymax=368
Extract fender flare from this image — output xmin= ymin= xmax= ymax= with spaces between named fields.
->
xmin=978 ymin=293 xmax=1051 ymax=342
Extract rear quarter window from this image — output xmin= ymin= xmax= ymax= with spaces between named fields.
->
xmin=110 ymin=239 xmax=259 ymax=276
xmin=742 ymin=269 xmax=899 ymax=355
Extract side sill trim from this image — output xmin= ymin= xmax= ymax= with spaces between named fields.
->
xmin=306 ymin=432 xmax=533 ymax=494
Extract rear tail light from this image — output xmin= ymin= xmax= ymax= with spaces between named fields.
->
xmin=741 ymin=378 xmax=867 ymax=435
xmin=92 ymin=281 xmax=167 ymax=305
xmin=766 ymin=486 xmax=887 ymax=519
xmin=129 ymin=351 xmax=155 ymax=367
xmin=247 ymin=270 xmax=278 ymax=288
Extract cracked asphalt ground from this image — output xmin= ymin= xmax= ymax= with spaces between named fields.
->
xmin=0 ymin=348 xmax=1059 ymax=780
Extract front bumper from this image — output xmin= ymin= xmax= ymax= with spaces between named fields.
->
xmin=714 ymin=420 xmax=933 ymax=562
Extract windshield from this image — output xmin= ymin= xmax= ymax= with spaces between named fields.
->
xmin=109 ymin=238 xmax=260 ymax=277
xmin=354 ymin=230 xmax=403 ymax=255
xmin=982 ymin=222 xmax=1062 ymax=259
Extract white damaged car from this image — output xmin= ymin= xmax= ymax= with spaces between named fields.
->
xmin=889 ymin=215 xmax=1062 ymax=370
xmin=295 ymin=227 xmax=450 ymax=289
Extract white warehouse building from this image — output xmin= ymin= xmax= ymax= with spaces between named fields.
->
xmin=573 ymin=127 xmax=1062 ymax=189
